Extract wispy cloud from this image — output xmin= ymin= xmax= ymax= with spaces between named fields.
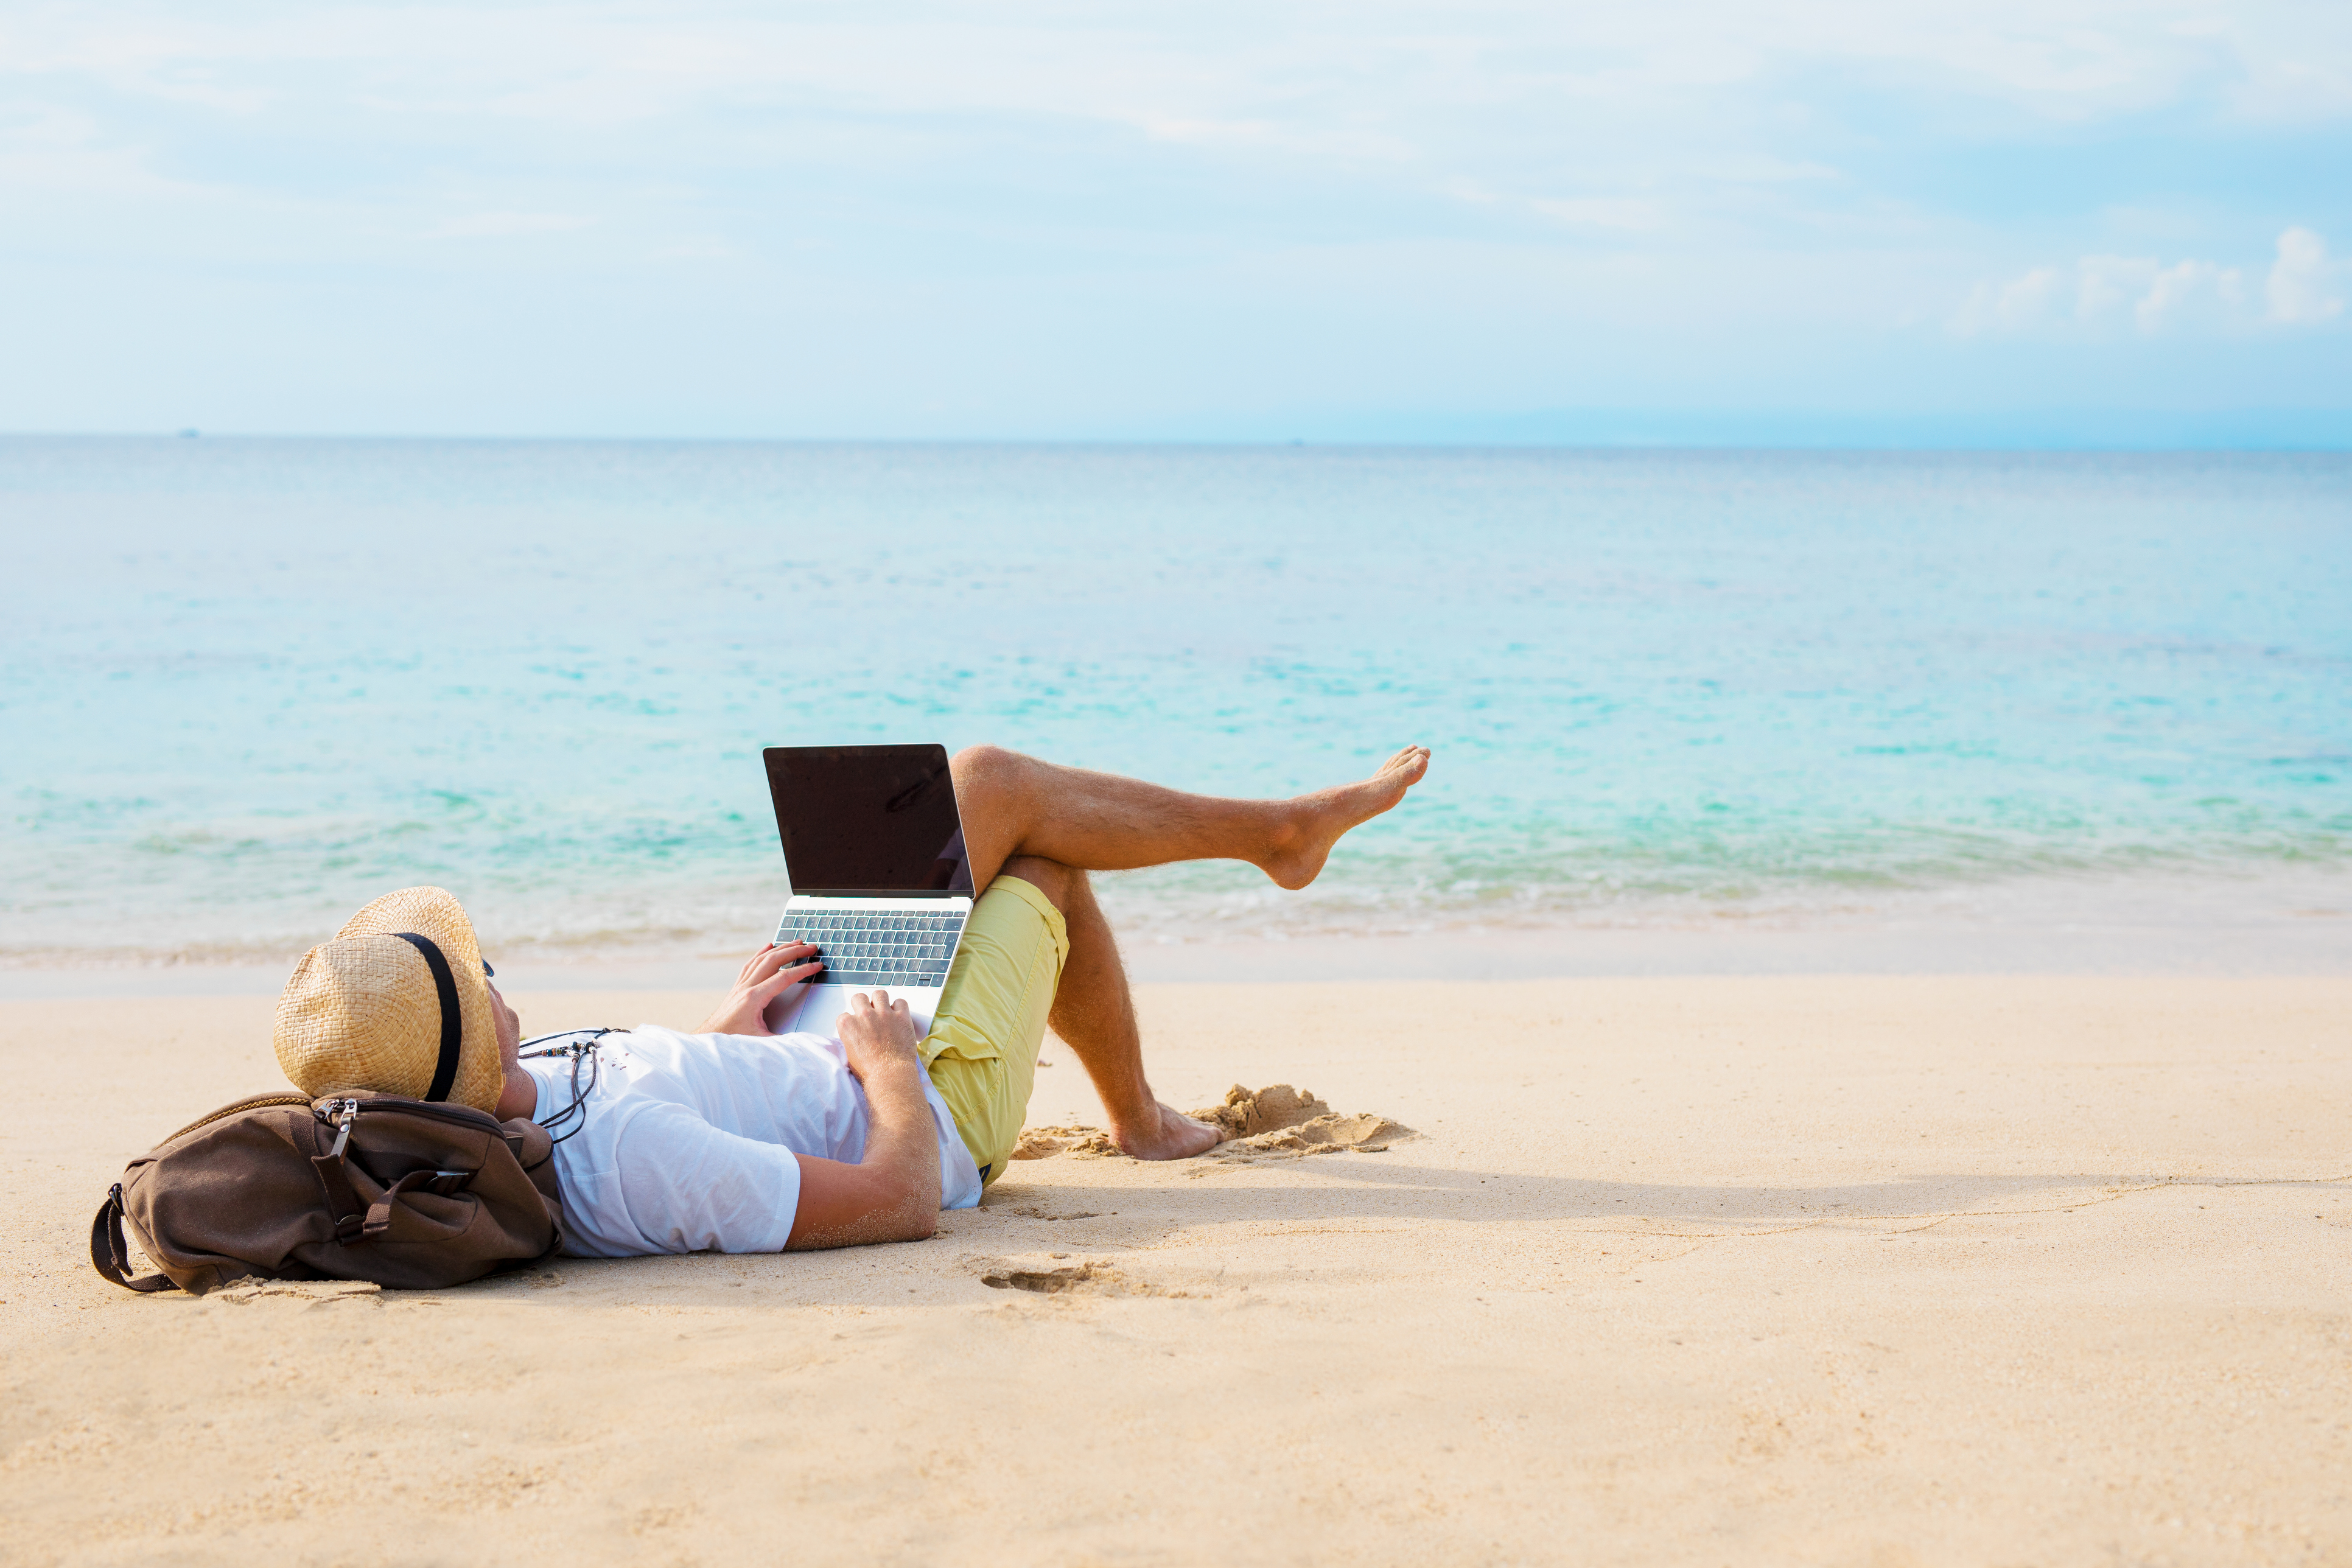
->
xmin=1 ymin=2 xmax=2347 ymax=435
xmin=2268 ymin=226 xmax=2346 ymax=324
xmin=5 ymin=2 xmax=2348 ymax=232
xmin=1953 ymin=228 xmax=2341 ymax=337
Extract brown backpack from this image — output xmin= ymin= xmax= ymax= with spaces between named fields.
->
xmin=91 ymin=1090 xmax=565 ymax=1294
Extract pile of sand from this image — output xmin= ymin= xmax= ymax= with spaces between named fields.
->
xmin=1009 ymin=1083 xmax=1413 ymax=1162
xmin=1009 ymin=1126 xmax=1120 ymax=1158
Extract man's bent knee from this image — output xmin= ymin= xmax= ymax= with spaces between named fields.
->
xmin=950 ymin=744 xmax=1027 ymax=796
xmin=994 ymin=854 xmax=1076 ymax=909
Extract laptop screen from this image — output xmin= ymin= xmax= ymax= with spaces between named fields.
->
xmin=763 ymin=744 xmax=975 ymax=898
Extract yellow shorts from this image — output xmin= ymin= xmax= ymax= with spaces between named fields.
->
xmin=921 ymin=875 xmax=1067 ymax=1187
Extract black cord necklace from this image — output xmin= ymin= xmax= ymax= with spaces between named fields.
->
xmin=516 ymin=1027 xmax=623 ymax=1144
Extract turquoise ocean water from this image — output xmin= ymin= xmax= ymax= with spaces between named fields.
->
xmin=3 ymin=439 xmax=2348 ymax=970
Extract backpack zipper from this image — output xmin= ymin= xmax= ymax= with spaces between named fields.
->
xmin=309 ymin=1097 xmax=505 ymax=1137
xmin=327 ymin=1099 xmax=360 ymax=1160
xmin=166 ymin=1093 xmax=502 ymax=1151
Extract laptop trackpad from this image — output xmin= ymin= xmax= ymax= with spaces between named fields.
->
xmin=766 ymin=983 xmax=937 ymax=1041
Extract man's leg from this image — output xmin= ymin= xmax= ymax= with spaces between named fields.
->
xmin=950 ymin=744 xmax=1430 ymax=895
xmin=950 ymin=746 xmax=1430 ymax=1161
xmin=990 ymin=855 xmax=1209 ymax=1158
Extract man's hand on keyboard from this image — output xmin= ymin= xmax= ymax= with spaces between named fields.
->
xmin=693 ymin=942 xmax=825 ymax=1037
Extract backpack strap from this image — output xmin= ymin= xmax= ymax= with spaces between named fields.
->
xmin=296 ymin=1108 xmax=474 ymax=1244
xmin=363 ymin=1169 xmax=452 ymax=1239
xmin=89 ymin=1184 xmax=178 ymax=1293
xmin=295 ymin=1107 xmax=370 ymax=1242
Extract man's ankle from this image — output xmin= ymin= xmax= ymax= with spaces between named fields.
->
xmin=1107 ymin=1099 xmax=1160 ymax=1135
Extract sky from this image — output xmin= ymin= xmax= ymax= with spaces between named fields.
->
xmin=2 ymin=1 xmax=2348 ymax=444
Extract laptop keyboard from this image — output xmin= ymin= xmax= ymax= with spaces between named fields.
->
xmin=773 ymin=910 xmax=967 ymax=986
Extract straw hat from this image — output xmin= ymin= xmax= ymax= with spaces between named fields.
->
xmin=273 ymin=886 xmax=503 ymax=1113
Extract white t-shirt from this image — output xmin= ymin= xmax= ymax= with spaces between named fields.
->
xmin=519 ymin=1024 xmax=983 ymax=1258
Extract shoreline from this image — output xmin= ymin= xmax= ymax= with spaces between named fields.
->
xmin=5 ymin=909 xmax=2348 ymax=999
xmin=11 ymin=864 xmax=2351 ymax=985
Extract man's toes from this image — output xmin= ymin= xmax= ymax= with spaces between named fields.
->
xmin=1380 ymin=745 xmax=1429 ymax=783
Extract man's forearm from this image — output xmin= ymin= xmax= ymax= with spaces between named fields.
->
xmin=859 ymin=1059 xmax=944 ymax=1218
xmin=783 ymin=1060 xmax=942 ymax=1249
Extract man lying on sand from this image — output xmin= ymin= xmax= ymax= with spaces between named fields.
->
xmin=275 ymin=744 xmax=1430 ymax=1255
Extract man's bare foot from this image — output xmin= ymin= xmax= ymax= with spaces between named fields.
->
xmin=1113 ymin=1101 xmax=1224 ymax=1160
xmin=1261 ymin=745 xmax=1432 ymax=891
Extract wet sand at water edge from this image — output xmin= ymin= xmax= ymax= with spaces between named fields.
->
xmin=2 ymin=975 xmax=2348 ymax=1566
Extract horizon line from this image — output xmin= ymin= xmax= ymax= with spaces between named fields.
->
xmin=7 ymin=427 xmax=2352 ymax=456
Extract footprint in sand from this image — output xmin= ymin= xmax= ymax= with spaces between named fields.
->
xmin=973 ymin=1260 xmax=1204 ymax=1297
xmin=1009 ymin=1084 xmax=1415 ymax=1163
xmin=982 ymin=1263 xmax=1113 ymax=1294
xmin=980 ymin=1262 xmax=1188 ymax=1297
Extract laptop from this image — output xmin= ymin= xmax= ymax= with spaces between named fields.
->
xmin=758 ymin=743 xmax=975 ymax=1040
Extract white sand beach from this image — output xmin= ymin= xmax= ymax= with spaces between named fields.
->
xmin=4 ymin=974 xmax=2348 ymax=1565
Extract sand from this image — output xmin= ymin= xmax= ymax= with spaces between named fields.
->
xmin=3 ymin=975 xmax=2348 ymax=1566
